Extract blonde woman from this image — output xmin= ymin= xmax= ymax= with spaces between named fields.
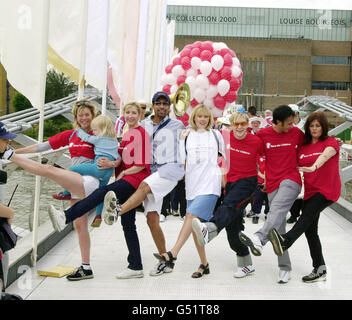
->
xmin=154 ymin=104 xmax=225 ymax=278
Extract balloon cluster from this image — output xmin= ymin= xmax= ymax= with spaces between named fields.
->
xmin=160 ymin=41 xmax=242 ymax=120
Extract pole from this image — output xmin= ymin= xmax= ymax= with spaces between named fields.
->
xmin=31 ymin=0 xmax=50 ymax=267
xmin=101 ymin=0 xmax=110 ymax=115
xmin=78 ymin=0 xmax=89 ymax=100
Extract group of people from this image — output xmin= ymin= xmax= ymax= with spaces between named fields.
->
xmin=0 ymin=91 xmax=341 ymax=287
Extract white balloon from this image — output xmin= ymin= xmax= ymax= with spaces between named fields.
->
xmin=166 ymin=73 xmax=177 ymax=85
xmin=212 ymin=42 xmax=224 ymax=51
xmin=231 ymin=65 xmax=242 ymax=78
xmin=186 ymin=69 xmax=197 ymax=77
xmin=211 ymin=55 xmax=224 ymax=72
xmin=212 ymin=107 xmax=224 ymax=118
xmin=172 ymin=65 xmax=185 ymax=78
xmin=170 ymin=84 xmax=178 ymax=94
xmin=185 ymin=76 xmax=196 ymax=91
xmin=206 ymin=85 xmax=218 ymax=99
xmin=161 ymin=74 xmax=168 ymax=86
xmin=195 ymin=74 xmax=209 ymax=90
xmin=194 ymin=88 xmax=206 ymax=103
xmin=217 ymin=79 xmax=230 ymax=96
xmin=204 ymin=98 xmax=214 ymax=109
xmin=200 ymin=61 xmax=212 ymax=76
xmin=191 ymin=56 xmax=201 ymax=70
xmin=233 ymin=57 xmax=241 ymax=67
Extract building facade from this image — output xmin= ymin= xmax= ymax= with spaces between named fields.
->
xmin=167 ymin=6 xmax=352 ymax=111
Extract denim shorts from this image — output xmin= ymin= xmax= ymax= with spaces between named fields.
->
xmin=186 ymin=194 xmax=219 ymax=222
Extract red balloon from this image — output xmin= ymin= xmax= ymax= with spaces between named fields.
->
xmin=190 ymin=48 xmax=201 ymax=58
xmin=177 ymin=75 xmax=187 ymax=86
xmin=162 ymin=84 xmax=171 ymax=94
xmin=220 ymin=48 xmax=232 ymax=57
xmin=223 ymin=53 xmax=233 ymax=67
xmin=184 ymin=45 xmax=193 ymax=51
xmin=213 ymin=94 xmax=226 ymax=110
xmin=229 ymin=76 xmax=242 ymax=90
xmin=201 ymin=41 xmax=213 ymax=53
xmin=200 ymin=50 xmax=212 ymax=62
xmin=180 ymin=48 xmax=191 ymax=58
xmin=230 ymin=50 xmax=236 ymax=57
xmin=193 ymin=41 xmax=202 ymax=48
xmin=181 ymin=56 xmax=191 ymax=70
xmin=165 ymin=64 xmax=173 ymax=74
xmin=224 ymin=91 xmax=237 ymax=103
xmin=220 ymin=66 xmax=232 ymax=81
xmin=190 ymin=99 xmax=198 ymax=107
xmin=208 ymin=70 xmax=221 ymax=85
xmin=173 ymin=56 xmax=181 ymax=65
xmin=177 ymin=113 xmax=189 ymax=126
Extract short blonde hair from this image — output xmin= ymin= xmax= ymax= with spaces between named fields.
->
xmin=91 ymin=115 xmax=116 ymax=139
xmin=189 ymin=104 xmax=214 ymax=131
xmin=229 ymin=112 xmax=249 ymax=125
xmin=123 ymin=101 xmax=141 ymax=115
xmin=72 ymin=100 xmax=98 ymax=129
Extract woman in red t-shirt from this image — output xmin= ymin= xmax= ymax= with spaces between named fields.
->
xmin=268 ymin=112 xmax=341 ymax=283
xmin=48 ymin=102 xmax=151 ymax=279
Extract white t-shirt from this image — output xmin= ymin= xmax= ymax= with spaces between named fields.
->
xmin=179 ymin=129 xmax=225 ymax=200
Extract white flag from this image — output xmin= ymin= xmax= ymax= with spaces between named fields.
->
xmin=0 ymin=0 xmax=49 ymax=109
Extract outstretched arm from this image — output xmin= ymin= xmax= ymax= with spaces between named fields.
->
xmin=298 ymin=146 xmax=337 ymax=173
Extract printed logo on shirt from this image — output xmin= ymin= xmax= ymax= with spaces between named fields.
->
xmin=227 ymin=144 xmax=250 ymax=155
xmin=69 ymin=142 xmax=93 ymax=148
xmin=266 ymin=142 xmax=291 ymax=149
xmin=300 ymin=152 xmax=322 ymax=159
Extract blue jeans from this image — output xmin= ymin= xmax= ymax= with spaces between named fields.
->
xmin=64 ymin=179 xmax=143 ymax=270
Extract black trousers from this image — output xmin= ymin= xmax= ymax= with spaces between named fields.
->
xmin=210 ymin=176 xmax=257 ymax=232
xmin=289 ymin=198 xmax=303 ymax=218
xmin=285 ymin=193 xmax=333 ymax=269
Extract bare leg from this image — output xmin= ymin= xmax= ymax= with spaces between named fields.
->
xmin=147 ymin=211 xmax=166 ymax=254
xmin=10 ymin=153 xmax=85 ymax=198
xmin=71 ymin=199 xmax=90 ymax=264
xmin=118 ymin=182 xmax=150 ymax=216
xmin=192 ymin=228 xmax=208 ymax=270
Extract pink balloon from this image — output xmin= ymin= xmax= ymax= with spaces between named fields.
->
xmin=177 ymin=113 xmax=189 ymax=127
xmin=193 ymin=41 xmax=202 ymax=48
xmin=181 ymin=56 xmax=191 ymax=70
xmin=177 ymin=75 xmax=187 ymax=86
xmin=190 ymin=99 xmax=198 ymax=107
xmin=208 ymin=70 xmax=221 ymax=85
xmin=162 ymin=84 xmax=171 ymax=94
xmin=229 ymin=76 xmax=242 ymax=90
xmin=224 ymin=90 xmax=237 ymax=103
xmin=201 ymin=41 xmax=214 ymax=53
xmin=165 ymin=64 xmax=173 ymax=74
xmin=190 ymin=48 xmax=201 ymax=58
xmin=173 ymin=56 xmax=181 ymax=65
xmin=221 ymin=66 xmax=232 ymax=81
xmin=213 ymin=94 xmax=226 ymax=110
xmin=180 ymin=48 xmax=191 ymax=57
xmin=220 ymin=48 xmax=232 ymax=57
xmin=200 ymin=50 xmax=212 ymax=62
xmin=223 ymin=54 xmax=233 ymax=67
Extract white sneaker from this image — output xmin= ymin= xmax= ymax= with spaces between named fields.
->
xmin=0 ymin=147 xmax=14 ymax=160
xmin=116 ymin=268 xmax=144 ymax=279
xmin=234 ymin=265 xmax=255 ymax=278
xmin=103 ymin=191 xmax=119 ymax=225
xmin=192 ymin=218 xmax=209 ymax=246
xmin=149 ymin=261 xmax=173 ymax=276
xmin=159 ymin=214 xmax=166 ymax=223
xmin=239 ymin=232 xmax=263 ymax=256
xmin=278 ymin=269 xmax=291 ymax=284
xmin=48 ymin=205 xmax=66 ymax=232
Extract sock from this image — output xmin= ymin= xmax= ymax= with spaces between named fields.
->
xmin=81 ymin=263 xmax=91 ymax=271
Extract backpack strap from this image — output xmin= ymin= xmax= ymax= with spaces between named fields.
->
xmin=152 ymin=118 xmax=171 ymax=140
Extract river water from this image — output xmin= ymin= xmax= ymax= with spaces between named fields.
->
xmin=3 ymin=160 xmax=352 ymax=231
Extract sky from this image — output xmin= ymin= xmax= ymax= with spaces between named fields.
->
xmin=167 ymin=0 xmax=352 ymax=10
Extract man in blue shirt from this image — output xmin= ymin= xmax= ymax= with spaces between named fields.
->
xmin=103 ymin=91 xmax=185 ymax=276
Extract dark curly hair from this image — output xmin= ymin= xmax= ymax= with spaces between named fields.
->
xmin=303 ymin=112 xmax=329 ymax=144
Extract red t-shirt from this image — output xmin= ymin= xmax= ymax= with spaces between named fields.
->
xmin=256 ymin=126 xmax=304 ymax=193
xmin=298 ymin=137 xmax=341 ymax=201
xmin=48 ymin=130 xmax=95 ymax=160
xmin=115 ymin=126 xmax=151 ymax=189
xmin=225 ymin=132 xmax=264 ymax=183
xmin=257 ymin=155 xmax=266 ymax=184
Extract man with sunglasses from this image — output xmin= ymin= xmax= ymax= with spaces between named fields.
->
xmin=192 ymin=111 xmax=263 ymax=278
xmin=103 ymin=91 xmax=185 ymax=276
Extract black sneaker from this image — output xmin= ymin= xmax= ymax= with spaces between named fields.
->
xmin=287 ymin=216 xmax=298 ymax=224
xmin=268 ymin=228 xmax=286 ymax=256
xmin=66 ymin=266 xmax=94 ymax=281
xmin=302 ymin=269 xmax=326 ymax=283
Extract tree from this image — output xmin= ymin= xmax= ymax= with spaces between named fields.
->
xmin=45 ymin=69 xmax=77 ymax=103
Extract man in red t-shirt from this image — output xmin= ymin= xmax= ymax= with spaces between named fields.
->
xmin=239 ymin=105 xmax=304 ymax=284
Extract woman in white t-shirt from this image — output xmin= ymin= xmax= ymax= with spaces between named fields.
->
xmin=153 ymin=104 xmax=225 ymax=278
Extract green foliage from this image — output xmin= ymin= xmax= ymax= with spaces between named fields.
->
xmin=11 ymin=91 xmax=33 ymax=112
xmin=24 ymin=119 xmax=73 ymax=141
xmin=45 ymin=69 xmax=77 ymax=103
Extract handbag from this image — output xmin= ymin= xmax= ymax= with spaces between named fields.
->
xmin=0 ymin=217 xmax=17 ymax=253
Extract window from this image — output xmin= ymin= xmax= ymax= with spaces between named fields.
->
xmin=312 ymin=81 xmax=350 ymax=90
xmin=312 ymin=56 xmax=351 ymax=65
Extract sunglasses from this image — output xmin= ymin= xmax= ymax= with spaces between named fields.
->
xmin=154 ymin=102 xmax=170 ymax=106
xmin=233 ymin=122 xmax=248 ymax=127
xmin=141 ymin=107 xmax=146 ymax=110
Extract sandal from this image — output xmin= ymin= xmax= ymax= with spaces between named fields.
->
xmin=91 ymin=215 xmax=102 ymax=228
xmin=153 ymin=251 xmax=177 ymax=268
xmin=52 ymin=192 xmax=71 ymax=200
xmin=191 ymin=263 xmax=210 ymax=278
